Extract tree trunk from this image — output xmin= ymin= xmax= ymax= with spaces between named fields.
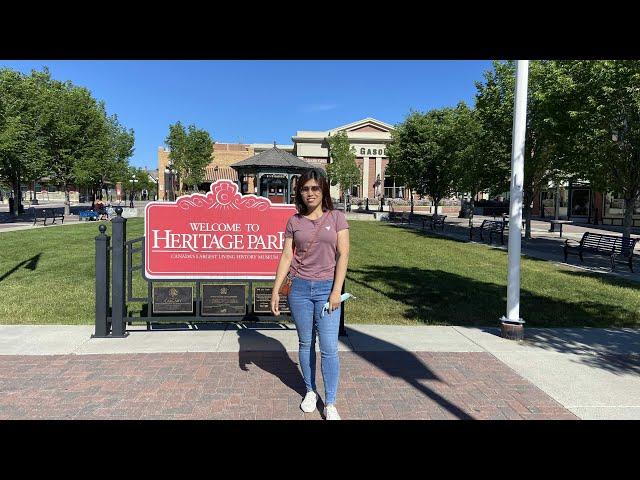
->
xmin=64 ymin=184 xmax=70 ymax=216
xmin=11 ymin=175 xmax=21 ymax=218
xmin=410 ymin=189 xmax=414 ymax=214
xmin=523 ymin=190 xmax=532 ymax=240
xmin=623 ymin=197 xmax=635 ymax=240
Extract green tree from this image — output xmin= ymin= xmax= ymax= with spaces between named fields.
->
xmin=475 ymin=60 xmax=574 ymax=238
xmin=326 ymin=131 xmax=360 ymax=211
xmin=73 ymin=113 xmax=134 ymax=201
xmin=0 ymin=68 xmax=50 ymax=216
xmin=447 ymin=103 xmax=485 ymax=213
xmin=165 ymin=122 xmax=214 ymax=193
xmin=134 ymin=167 xmax=157 ymax=199
xmin=386 ymin=108 xmax=463 ymax=215
xmin=0 ymin=67 xmax=134 ymax=215
xmin=558 ymin=60 xmax=640 ymax=239
xmin=39 ymin=76 xmax=121 ymax=215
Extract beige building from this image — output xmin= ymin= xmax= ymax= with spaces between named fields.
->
xmin=157 ymin=117 xmax=399 ymax=202
xmin=291 ymin=117 xmax=395 ymax=200
xmin=157 ymin=143 xmax=255 ymax=200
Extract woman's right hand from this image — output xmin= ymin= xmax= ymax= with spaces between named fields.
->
xmin=270 ymin=291 xmax=280 ymax=316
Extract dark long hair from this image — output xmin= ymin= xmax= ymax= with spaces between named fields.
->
xmin=295 ymin=168 xmax=334 ymax=215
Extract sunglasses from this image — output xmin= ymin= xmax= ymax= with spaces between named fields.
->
xmin=301 ymin=186 xmax=321 ymax=193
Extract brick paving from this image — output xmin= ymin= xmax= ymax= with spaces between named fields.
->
xmin=0 ymin=351 xmax=577 ymax=420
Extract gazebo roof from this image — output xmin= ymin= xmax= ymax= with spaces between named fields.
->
xmin=231 ymin=145 xmax=316 ymax=171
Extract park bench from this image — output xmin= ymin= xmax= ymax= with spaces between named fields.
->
xmin=564 ymin=232 xmax=638 ymax=272
xmin=470 ymin=219 xmax=506 ymax=245
xmin=389 ymin=211 xmax=412 ymax=224
xmin=31 ymin=208 xmax=48 ymax=226
xmin=30 ymin=207 xmax=64 ymax=226
xmin=422 ymin=214 xmax=447 ymax=232
xmin=79 ymin=210 xmax=98 ymax=221
xmin=388 ymin=211 xmax=401 ymax=222
xmin=48 ymin=208 xmax=65 ymax=225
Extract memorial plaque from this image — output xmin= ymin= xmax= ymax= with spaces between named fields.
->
xmin=253 ymin=287 xmax=290 ymax=314
xmin=202 ymin=284 xmax=247 ymax=316
xmin=152 ymin=286 xmax=193 ymax=314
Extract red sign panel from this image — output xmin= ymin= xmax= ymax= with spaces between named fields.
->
xmin=145 ymin=180 xmax=297 ymax=279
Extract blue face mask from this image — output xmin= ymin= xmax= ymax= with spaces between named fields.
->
xmin=321 ymin=293 xmax=356 ymax=316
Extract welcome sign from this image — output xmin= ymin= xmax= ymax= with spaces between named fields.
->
xmin=145 ymin=180 xmax=297 ymax=279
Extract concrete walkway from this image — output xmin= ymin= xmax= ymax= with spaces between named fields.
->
xmin=0 ymin=324 xmax=637 ymax=419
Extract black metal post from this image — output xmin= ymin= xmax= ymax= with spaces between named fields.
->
xmin=32 ymin=180 xmax=39 ymax=205
xmin=111 ymin=207 xmax=128 ymax=337
xmin=339 ymin=281 xmax=347 ymax=337
xmin=93 ymin=224 xmax=111 ymax=338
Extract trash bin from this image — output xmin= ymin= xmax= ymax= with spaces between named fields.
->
xmin=458 ymin=201 xmax=473 ymax=218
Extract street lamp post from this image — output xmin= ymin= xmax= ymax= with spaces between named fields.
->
xmin=166 ymin=161 xmax=176 ymax=202
xmin=129 ymin=177 xmax=138 ymax=209
xmin=32 ymin=180 xmax=39 ymax=205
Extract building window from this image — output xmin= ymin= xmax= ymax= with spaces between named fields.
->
xmin=570 ymin=188 xmax=591 ymax=216
xmin=384 ymin=176 xmax=404 ymax=198
xmin=603 ymin=192 xmax=640 ymax=216
xmin=541 ymin=187 xmax=568 ymax=216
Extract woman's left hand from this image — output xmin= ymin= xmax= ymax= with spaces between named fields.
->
xmin=328 ymin=291 xmax=341 ymax=313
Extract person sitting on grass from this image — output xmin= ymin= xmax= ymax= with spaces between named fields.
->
xmin=95 ymin=199 xmax=108 ymax=220
xmin=104 ymin=202 xmax=115 ymax=221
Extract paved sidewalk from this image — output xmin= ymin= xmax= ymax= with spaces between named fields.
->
xmin=0 ymin=324 xmax=638 ymax=419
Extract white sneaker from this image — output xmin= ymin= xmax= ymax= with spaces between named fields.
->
xmin=324 ymin=404 xmax=341 ymax=420
xmin=300 ymin=391 xmax=318 ymax=413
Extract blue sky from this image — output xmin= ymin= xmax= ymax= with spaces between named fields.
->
xmin=0 ymin=60 xmax=494 ymax=169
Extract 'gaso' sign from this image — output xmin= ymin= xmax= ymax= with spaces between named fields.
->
xmin=145 ymin=180 xmax=297 ymax=279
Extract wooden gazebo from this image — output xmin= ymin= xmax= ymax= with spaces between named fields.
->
xmin=231 ymin=144 xmax=317 ymax=204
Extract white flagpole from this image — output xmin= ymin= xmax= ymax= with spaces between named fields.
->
xmin=501 ymin=60 xmax=529 ymax=339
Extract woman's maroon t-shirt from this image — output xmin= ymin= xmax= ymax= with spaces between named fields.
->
xmin=284 ymin=209 xmax=349 ymax=281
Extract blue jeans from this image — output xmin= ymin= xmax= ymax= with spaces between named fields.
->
xmin=288 ymin=277 xmax=341 ymax=405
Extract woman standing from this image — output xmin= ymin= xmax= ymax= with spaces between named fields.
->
xmin=271 ymin=169 xmax=350 ymax=420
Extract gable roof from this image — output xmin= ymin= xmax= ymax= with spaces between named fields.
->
xmin=329 ymin=117 xmax=395 ymax=134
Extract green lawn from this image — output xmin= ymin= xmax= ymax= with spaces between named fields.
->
xmin=1 ymin=219 xmax=639 ymax=326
